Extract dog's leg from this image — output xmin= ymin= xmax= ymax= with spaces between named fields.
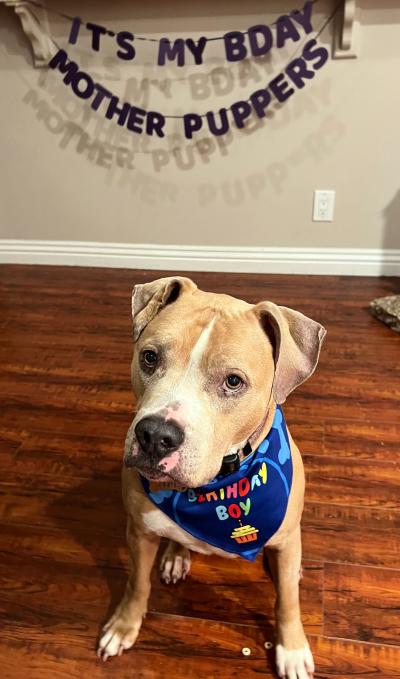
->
xmin=98 ymin=518 xmax=160 ymax=661
xmin=160 ymin=540 xmax=191 ymax=584
xmin=265 ymin=526 xmax=314 ymax=679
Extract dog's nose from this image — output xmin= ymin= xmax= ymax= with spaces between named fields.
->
xmin=135 ymin=416 xmax=184 ymax=461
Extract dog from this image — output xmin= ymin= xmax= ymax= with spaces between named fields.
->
xmin=97 ymin=276 xmax=326 ymax=678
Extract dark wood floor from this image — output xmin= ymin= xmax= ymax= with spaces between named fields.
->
xmin=1 ymin=265 xmax=399 ymax=678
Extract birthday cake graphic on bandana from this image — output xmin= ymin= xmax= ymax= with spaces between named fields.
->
xmin=231 ymin=523 xmax=259 ymax=544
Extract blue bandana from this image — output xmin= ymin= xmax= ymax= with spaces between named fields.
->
xmin=140 ymin=406 xmax=292 ymax=562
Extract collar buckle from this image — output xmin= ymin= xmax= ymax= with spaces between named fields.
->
xmin=218 ymin=441 xmax=253 ymax=478
xmin=218 ymin=452 xmax=240 ymax=477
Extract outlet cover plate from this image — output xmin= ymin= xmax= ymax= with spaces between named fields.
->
xmin=313 ymin=190 xmax=335 ymax=222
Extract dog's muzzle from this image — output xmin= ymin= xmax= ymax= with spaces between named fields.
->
xmin=124 ymin=415 xmax=185 ymax=471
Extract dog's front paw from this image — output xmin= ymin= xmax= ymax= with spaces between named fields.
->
xmin=276 ymin=643 xmax=315 ymax=679
xmin=97 ymin=612 xmax=142 ymax=661
xmin=160 ymin=540 xmax=191 ymax=584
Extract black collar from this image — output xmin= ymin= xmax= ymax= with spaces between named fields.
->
xmin=218 ymin=441 xmax=253 ymax=477
xmin=218 ymin=399 xmax=274 ymax=478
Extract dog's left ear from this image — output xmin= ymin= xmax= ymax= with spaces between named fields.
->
xmin=254 ymin=301 xmax=326 ymax=404
xmin=132 ymin=276 xmax=197 ymax=341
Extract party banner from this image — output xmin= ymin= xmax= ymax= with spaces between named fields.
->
xmin=36 ymin=0 xmax=336 ymax=140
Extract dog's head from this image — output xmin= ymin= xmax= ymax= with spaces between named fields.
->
xmin=124 ymin=276 xmax=326 ymax=488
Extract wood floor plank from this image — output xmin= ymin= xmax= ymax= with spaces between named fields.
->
xmin=0 ymin=481 xmax=126 ymax=536
xmin=0 ymin=426 xmax=26 ymax=458
xmin=292 ymin=418 xmax=400 ymax=462
xmin=311 ymin=636 xmax=400 ymax=678
xmin=0 ymin=555 xmax=115 ymax=623
xmin=303 ymin=455 xmax=400 ymax=509
xmin=323 ymin=421 xmax=400 ymax=461
xmin=0 ymin=404 xmax=131 ymax=438
xmin=323 ymin=563 xmax=400 ymax=646
xmin=0 ymin=521 xmax=128 ymax=570
xmin=302 ymin=503 xmax=400 ymax=568
xmin=286 ymin=385 xmax=400 ymax=426
xmin=2 ymin=627 xmax=400 ymax=678
xmin=0 ymin=615 xmax=273 ymax=679
xmin=284 ymin=419 xmax=324 ymax=455
xmin=1 ymin=431 xmax=124 ymax=486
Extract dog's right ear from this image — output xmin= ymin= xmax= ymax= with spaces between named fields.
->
xmin=132 ymin=276 xmax=197 ymax=341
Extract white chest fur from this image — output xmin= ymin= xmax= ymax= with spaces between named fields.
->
xmin=142 ymin=506 xmax=238 ymax=559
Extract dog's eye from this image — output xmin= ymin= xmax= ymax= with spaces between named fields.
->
xmin=224 ymin=374 xmax=243 ymax=391
xmin=142 ymin=350 xmax=158 ymax=368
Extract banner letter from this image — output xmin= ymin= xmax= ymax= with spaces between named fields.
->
xmin=48 ymin=49 xmax=78 ymax=85
xmin=248 ymin=25 xmax=273 ymax=57
xmin=68 ymin=17 xmax=81 ymax=45
xmin=286 ymin=57 xmax=315 ymax=90
xmin=206 ymin=109 xmax=229 ymax=136
xmin=183 ymin=113 xmax=203 ymax=139
xmin=231 ymin=100 xmax=252 ymax=129
xmin=276 ymin=16 xmax=301 ymax=48
xmin=269 ymin=74 xmax=295 ymax=102
xmin=224 ymin=31 xmax=247 ymax=62
xmin=291 ymin=1 xmax=314 ymax=34
xmin=186 ymin=37 xmax=207 ymax=65
xmin=302 ymin=39 xmax=329 ymax=70
xmin=86 ymin=22 xmax=107 ymax=52
xmin=158 ymin=38 xmax=185 ymax=66
xmin=116 ymin=31 xmax=135 ymax=61
xmin=250 ymin=88 xmax=271 ymax=118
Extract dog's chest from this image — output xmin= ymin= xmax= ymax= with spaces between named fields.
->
xmin=142 ymin=506 xmax=238 ymax=558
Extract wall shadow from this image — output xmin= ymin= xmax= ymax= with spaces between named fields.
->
xmin=47 ymin=473 xmax=128 ymax=630
xmin=382 ymin=189 xmax=400 ymax=250
xmin=382 ymin=188 xmax=400 ymax=277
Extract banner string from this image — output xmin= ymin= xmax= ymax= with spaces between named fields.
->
xmin=24 ymin=0 xmax=344 ymax=120
xmin=25 ymin=0 xmax=320 ymax=43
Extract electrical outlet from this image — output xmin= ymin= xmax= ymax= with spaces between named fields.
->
xmin=313 ymin=190 xmax=335 ymax=222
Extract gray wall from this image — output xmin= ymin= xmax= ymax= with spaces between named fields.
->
xmin=1 ymin=0 xmax=399 ymax=250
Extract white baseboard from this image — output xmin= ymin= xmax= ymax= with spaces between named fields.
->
xmin=0 ymin=240 xmax=399 ymax=276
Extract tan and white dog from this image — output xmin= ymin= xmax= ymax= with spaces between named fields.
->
xmin=98 ymin=276 xmax=326 ymax=679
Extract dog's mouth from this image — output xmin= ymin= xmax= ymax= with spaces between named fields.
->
xmin=124 ymin=439 xmax=217 ymax=489
xmin=135 ymin=465 xmax=173 ymax=483
xmin=124 ymin=444 xmax=181 ymax=484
